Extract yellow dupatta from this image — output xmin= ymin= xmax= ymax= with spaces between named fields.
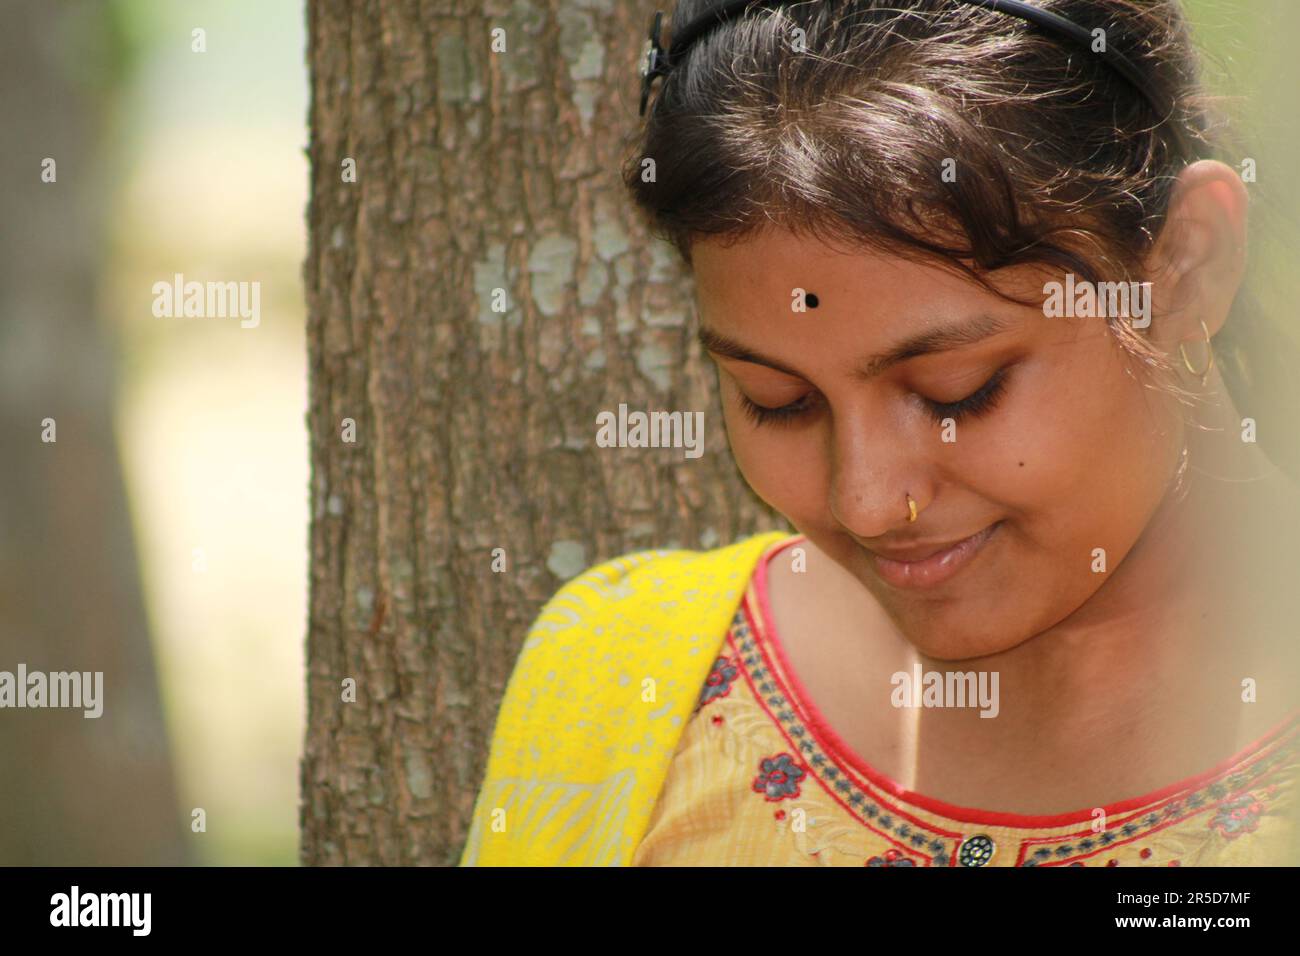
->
xmin=458 ymin=530 xmax=790 ymax=866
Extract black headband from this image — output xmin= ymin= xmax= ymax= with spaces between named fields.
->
xmin=638 ymin=0 xmax=1171 ymax=120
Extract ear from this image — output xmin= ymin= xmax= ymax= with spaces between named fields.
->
xmin=1145 ymin=159 xmax=1248 ymax=350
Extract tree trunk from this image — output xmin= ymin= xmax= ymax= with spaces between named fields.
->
xmin=300 ymin=0 xmax=779 ymax=865
xmin=0 ymin=0 xmax=186 ymax=865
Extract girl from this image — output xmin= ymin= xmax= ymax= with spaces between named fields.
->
xmin=460 ymin=0 xmax=1300 ymax=866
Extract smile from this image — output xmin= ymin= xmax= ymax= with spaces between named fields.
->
xmin=868 ymin=521 xmax=1002 ymax=590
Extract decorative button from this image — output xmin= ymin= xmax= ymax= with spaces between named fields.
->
xmin=958 ymin=834 xmax=996 ymax=867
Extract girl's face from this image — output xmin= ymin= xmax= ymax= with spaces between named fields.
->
xmin=693 ymin=228 xmax=1184 ymax=661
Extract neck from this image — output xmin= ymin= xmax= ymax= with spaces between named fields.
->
xmin=999 ymin=382 xmax=1296 ymax=715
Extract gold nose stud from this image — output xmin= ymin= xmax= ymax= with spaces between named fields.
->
xmin=906 ymin=494 xmax=919 ymax=523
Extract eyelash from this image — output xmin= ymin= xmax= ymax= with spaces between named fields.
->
xmin=921 ymin=366 xmax=1011 ymax=424
xmin=739 ymin=391 xmax=819 ymax=428
xmin=738 ymin=367 xmax=1012 ymax=428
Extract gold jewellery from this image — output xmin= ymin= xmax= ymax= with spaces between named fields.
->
xmin=906 ymin=494 xmax=920 ymax=523
xmin=1178 ymin=319 xmax=1215 ymax=387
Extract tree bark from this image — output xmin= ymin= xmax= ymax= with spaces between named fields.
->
xmin=300 ymin=0 xmax=780 ymax=865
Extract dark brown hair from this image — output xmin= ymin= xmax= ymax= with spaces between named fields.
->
xmin=622 ymin=0 xmax=1300 ymax=477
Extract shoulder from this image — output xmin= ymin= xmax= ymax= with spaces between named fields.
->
xmin=524 ymin=530 xmax=793 ymax=645
xmin=460 ymin=530 xmax=793 ymax=865
xmin=492 ymin=529 xmax=794 ymax=740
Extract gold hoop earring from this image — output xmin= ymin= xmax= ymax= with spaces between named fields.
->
xmin=1178 ymin=319 xmax=1215 ymax=387
xmin=906 ymin=494 xmax=919 ymax=523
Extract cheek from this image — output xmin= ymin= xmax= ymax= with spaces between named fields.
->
xmin=975 ymin=346 xmax=1177 ymax=546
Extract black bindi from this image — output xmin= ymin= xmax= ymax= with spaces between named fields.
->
xmin=805 ymin=292 xmax=819 ymax=308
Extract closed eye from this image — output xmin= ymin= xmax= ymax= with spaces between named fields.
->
xmin=736 ymin=367 xmax=1012 ymax=428
xmin=920 ymin=366 xmax=1011 ymax=423
xmin=738 ymin=392 xmax=820 ymax=428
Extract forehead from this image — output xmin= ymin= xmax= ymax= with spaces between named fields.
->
xmin=691 ymin=228 xmax=1006 ymax=329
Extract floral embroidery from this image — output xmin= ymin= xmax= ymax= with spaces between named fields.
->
xmin=671 ymin=577 xmax=1300 ymax=867
xmin=1209 ymin=793 xmax=1266 ymax=839
xmin=865 ymin=849 xmax=915 ymax=866
xmin=698 ymin=655 xmax=739 ymax=707
xmin=753 ymin=753 xmax=806 ymax=801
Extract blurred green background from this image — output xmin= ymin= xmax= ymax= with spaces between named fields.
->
xmin=0 ymin=0 xmax=1295 ymax=866
xmin=107 ymin=0 xmax=308 ymax=865
xmin=1 ymin=0 xmax=307 ymax=866
xmin=108 ymin=1 xmax=307 ymax=865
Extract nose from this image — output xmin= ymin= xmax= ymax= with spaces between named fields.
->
xmin=826 ymin=409 xmax=928 ymax=539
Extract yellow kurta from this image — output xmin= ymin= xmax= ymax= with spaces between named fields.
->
xmin=461 ymin=532 xmax=1300 ymax=866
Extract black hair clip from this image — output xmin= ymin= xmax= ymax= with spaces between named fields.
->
xmin=639 ymin=11 xmax=670 ymax=117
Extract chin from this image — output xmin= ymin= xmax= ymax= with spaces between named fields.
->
xmin=897 ymin=619 xmax=1030 ymax=663
xmin=842 ymin=546 xmax=1038 ymax=662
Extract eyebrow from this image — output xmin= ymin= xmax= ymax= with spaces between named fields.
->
xmin=697 ymin=312 xmax=1013 ymax=381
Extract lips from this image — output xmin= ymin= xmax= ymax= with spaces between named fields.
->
xmin=868 ymin=521 xmax=1001 ymax=590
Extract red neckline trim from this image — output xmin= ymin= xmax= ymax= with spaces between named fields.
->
xmin=751 ymin=534 xmax=1300 ymax=829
